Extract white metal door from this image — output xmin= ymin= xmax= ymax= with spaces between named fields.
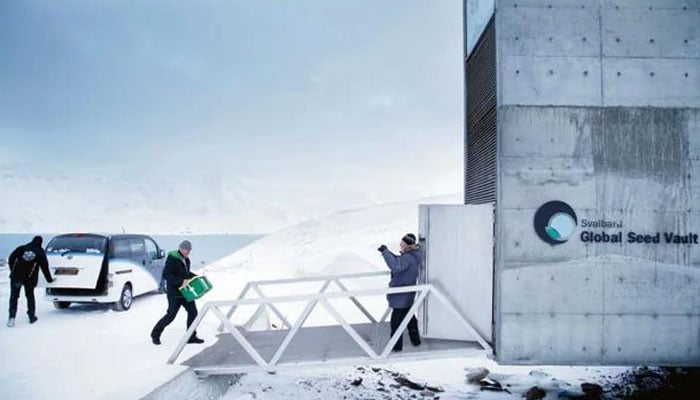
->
xmin=419 ymin=204 xmax=494 ymax=342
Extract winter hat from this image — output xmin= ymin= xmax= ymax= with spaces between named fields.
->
xmin=31 ymin=235 xmax=43 ymax=246
xmin=179 ymin=240 xmax=192 ymax=251
xmin=401 ymin=233 xmax=417 ymax=245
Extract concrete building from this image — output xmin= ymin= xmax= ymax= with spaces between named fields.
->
xmin=421 ymin=0 xmax=699 ymax=366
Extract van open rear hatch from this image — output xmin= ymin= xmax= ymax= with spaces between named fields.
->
xmin=46 ymin=234 xmax=108 ymax=290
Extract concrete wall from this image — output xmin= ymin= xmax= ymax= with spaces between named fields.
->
xmin=493 ymin=0 xmax=700 ymax=365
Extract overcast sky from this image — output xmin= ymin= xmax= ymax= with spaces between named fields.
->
xmin=0 ymin=0 xmax=471 ymax=233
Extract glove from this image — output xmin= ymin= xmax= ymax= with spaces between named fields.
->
xmin=377 ymin=245 xmax=387 ymax=252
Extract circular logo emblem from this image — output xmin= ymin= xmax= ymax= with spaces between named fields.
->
xmin=534 ymin=201 xmax=578 ymax=245
xmin=22 ymin=250 xmax=37 ymax=262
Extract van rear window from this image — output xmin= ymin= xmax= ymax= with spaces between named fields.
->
xmin=47 ymin=236 xmax=107 ymax=255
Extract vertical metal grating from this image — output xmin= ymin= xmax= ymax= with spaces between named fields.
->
xmin=465 ymin=18 xmax=497 ymax=205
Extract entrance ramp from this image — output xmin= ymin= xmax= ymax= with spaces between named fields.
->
xmin=167 ymin=272 xmax=491 ymax=375
xmin=184 ymin=322 xmax=484 ymax=376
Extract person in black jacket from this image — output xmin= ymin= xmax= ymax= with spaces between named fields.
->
xmin=7 ymin=235 xmax=54 ymax=327
xmin=150 ymin=240 xmax=204 ymax=345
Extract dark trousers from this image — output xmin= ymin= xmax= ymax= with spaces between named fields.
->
xmin=151 ymin=295 xmax=198 ymax=339
xmin=9 ymin=280 xmax=36 ymax=319
xmin=390 ymin=307 xmax=420 ymax=351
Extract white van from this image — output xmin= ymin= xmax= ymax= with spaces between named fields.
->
xmin=44 ymin=233 xmax=166 ymax=311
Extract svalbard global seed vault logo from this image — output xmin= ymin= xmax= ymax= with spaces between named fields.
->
xmin=533 ymin=200 xmax=578 ymax=245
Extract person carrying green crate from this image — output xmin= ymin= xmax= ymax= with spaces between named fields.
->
xmin=150 ymin=240 xmax=204 ymax=345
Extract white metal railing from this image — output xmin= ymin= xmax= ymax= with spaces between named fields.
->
xmin=218 ymin=271 xmax=391 ymax=332
xmin=167 ymin=271 xmax=492 ymax=373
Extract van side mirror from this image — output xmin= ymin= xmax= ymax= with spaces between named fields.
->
xmin=158 ymin=249 xmax=165 ymax=259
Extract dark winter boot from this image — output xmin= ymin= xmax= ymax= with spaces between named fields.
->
xmin=187 ymin=335 xmax=204 ymax=344
xmin=151 ymin=331 xmax=161 ymax=345
xmin=28 ymin=315 xmax=38 ymax=324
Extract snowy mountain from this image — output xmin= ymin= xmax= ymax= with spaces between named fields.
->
xmin=0 ymin=163 xmax=461 ymax=234
xmin=0 ymin=170 xmax=357 ymax=233
xmin=207 ymin=193 xmax=461 ymax=277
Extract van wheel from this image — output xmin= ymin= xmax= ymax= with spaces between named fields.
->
xmin=53 ymin=301 xmax=71 ymax=309
xmin=114 ymin=283 xmax=133 ymax=311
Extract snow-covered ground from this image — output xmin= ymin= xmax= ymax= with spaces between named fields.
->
xmin=218 ymin=359 xmax=628 ymax=400
xmin=1 ymin=195 xmax=636 ymax=400
xmin=0 ymin=269 xmax=188 ymax=400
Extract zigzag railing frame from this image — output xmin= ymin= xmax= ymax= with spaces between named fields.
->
xmin=217 ymin=271 xmax=391 ymax=332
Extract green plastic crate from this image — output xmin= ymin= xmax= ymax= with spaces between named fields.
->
xmin=179 ymin=275 xmax=213 ymax=302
